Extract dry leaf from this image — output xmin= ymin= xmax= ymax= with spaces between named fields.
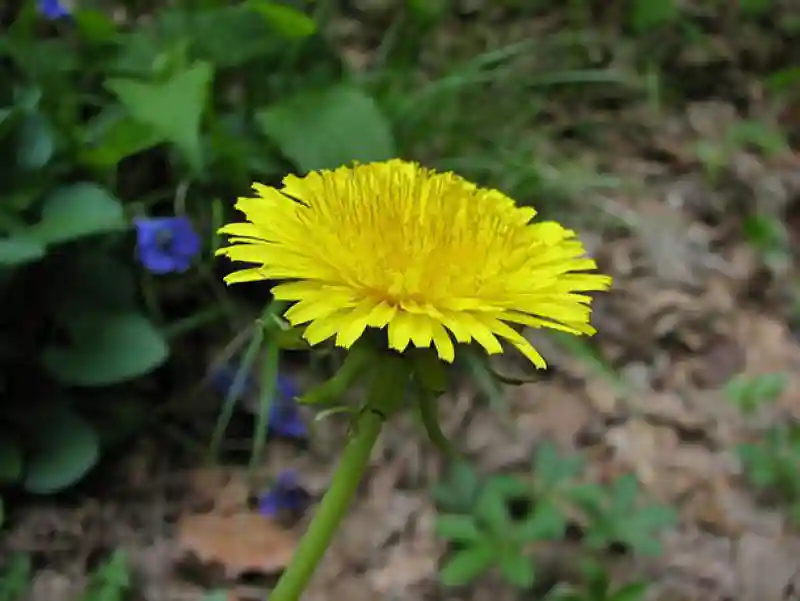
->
xmin=606 ymin=419 xmax=678 ymax=494
xmin=23 ymin=570 xmax=83 ymax=601
xmin=512 ymin=382 xmax=593 ymax=452
xmin=177 ymin=513 xmax=297 ymax=578
xmin=187 ymin=468 xmax=251 ymax=513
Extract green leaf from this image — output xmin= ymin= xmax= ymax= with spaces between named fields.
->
xmin=475 ymin=482 xmax=512 ymax=536
xmin=610 ymin=474 xmax=640 ymax=515
xmin=517 ymin=500 xmax=566 ymax=542
xmin=627 ymin=504 xmax=677 ymax=536
xmin=612 ymin=582 xmax=649 ymax=601
xmin=435 ymin=515 xmax=483 ymax=543
xmin=73 ymin=9 xmax=118 ymax=42
xmin=439 ymin=544 xmax=495 ymax=587
xmin=105 ymin=62 xmax=213 ymax=173
xmin=629 ymin=0 xmax=679 ymax=33
xmin=15 ymin=112 xmax=54 ymax=171
xmin=498 ymin=552 xmax=535 ymax=589
xmin=460 ymin=347 xmax=508 ymax=412
xmin=431 ymin=460 xmax=481 ymax=513
xmin=544 ymin=588 xmax=583 ymax=601
xmin=29 ymin=183 xmax=126 ymax=245
xmin=0 ymin=553 xmax=32 ymax=600
xmin=0 ymin=236 xmax=46 ymax=267
xmin=583 ymin=559 xmax=612 ymax=597
xmin=42 ymin=312 xmax=169 ymax=387
xmin=566 ymin=482 xmax=606 ymax=514
xmin=82 ymin=107 xmax=165 ymax=169
xmin=84 ymin=549 xmax=130 ymax=600
xmin=533 ymin=442 xmax=584 ymax=495
xmin=23 ymin=406 xmax=100 ymax=494
xmin=245 ymin=0 xmax=317 ymax=38
xmin=0 ymin=437 xmax=23 ymax=483
xmin=751 ymin=373 xmax=788 ymax=403
xmin=739 ymin=0 xmax=770 ymax=15
xmin=257 ymin=84 xmax=396 ymax=173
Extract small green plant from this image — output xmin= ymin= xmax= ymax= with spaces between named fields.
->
xmin=727 ymin=372 xmax=800 ymax=523
xmin=0 ymin=550 xmax=129 ymax=601
xmin=695 ymin=119 xmax=790 ymax=183
xmin=568 ymin=474 xmax=677 ymax=556
xmin=433 ymin=443 xmax=676 ymax=589
xmin=725 ymin=372 xmax=787 ymax=416
xmin=81 ymin=550 xmax=131 ymax=601
xmin=628 ymin=0 xmax=680 ymax=34
xmin=546 ymin=560 xmax=649 ymax=601
xmin=0 ymin=553 xmax=31 ymax=601
xmin=435 ymin=473 xmax=565 ymax=588
xmin=742 ymin=213 xmax=792 ymax=274
xmin=738 ymin=423 xmax=800 ymax=524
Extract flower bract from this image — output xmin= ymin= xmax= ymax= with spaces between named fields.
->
xmin=217 ymin=160 xmax=611 ymax=366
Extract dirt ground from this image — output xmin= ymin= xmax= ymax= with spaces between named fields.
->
xmin=5 ymin=5 xmax=800 ymax=601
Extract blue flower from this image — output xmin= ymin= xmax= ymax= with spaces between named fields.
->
xmin=38 ymin=0 xmax=70 ymax=18
xmin=208 ymin=362 xmax=258 ymax=400
xmin=258 ymin=470 xmax=310 ymax=516
xmin=209 ymin=363 xmax=307 ymax=439
xmin=134 ymin=216 xmax=201 ymax=274
xmin=269 ymin=377 xmax=307 ymax=439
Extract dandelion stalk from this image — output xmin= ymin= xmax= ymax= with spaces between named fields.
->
xmin=268 ymin=356 xmax=406 ymax=601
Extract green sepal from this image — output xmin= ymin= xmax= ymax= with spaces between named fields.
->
xmin=418 ymin=386 xmax=458 ymax=458
xmin=299 ymin=343 xmax=372 ymax=405
xmin=409 ymin=348 xmax=449 ymax=393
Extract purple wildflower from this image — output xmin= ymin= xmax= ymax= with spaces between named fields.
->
xmin=258 ymin=470 xmax=310 ymax=516
xmin=134 ymin=216 xmax=201 ymax=274
xmin=38 ymin=0 xmax=70 ymax=19
xmin=209 ymin=363 xmax=307 ymax=439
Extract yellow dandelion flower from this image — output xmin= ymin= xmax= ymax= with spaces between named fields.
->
xmin=217 ymin=159 xmax=611 ymax=366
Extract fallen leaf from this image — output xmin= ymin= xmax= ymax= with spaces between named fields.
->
xmin=177 ymin=513 xmax=297 ymax=578
xmin=186 ymin=467 xmax=251 ymax=513
xmin=692 ymin=336 xmax=746 ymax=389
xmin=511 ymin=382 xmax=593 ymax=453
xmin=606 ymin=418 xmax=678 ymax=493
xmin=735 ymin=532 xmax=800 ymax=601
xmin=23 ymin=569 xmax=83 ymax=601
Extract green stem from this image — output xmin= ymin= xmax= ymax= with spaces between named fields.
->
xmin=268 ymin=407 xmax=385 ymax=601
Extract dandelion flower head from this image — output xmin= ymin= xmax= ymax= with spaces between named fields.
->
xmin=217 ymin=160 xmax=611 ymax=366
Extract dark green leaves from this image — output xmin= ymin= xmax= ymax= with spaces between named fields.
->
xmin=42 ymin=311 xmax=169 ymax=387
xmin=725 ymin=372 xmax=787 ymax=415
xmin=22 ymin=405 xmax=100 ymax=494
xmin=106 ymin=62 xmax=214 ymax=173
xmin=434 ymin=515 xmax=482 ymax=543
xmin=569 ymin=475 xmax=676 ymax=556
xmin=438 ymin=544 xmax=495 ymax=587
xmin=533 ymin=441 xmax=585 ymax=497
xmin=0 ymin=437 xmax=23 ymax=484
xmin=246 ymin=0 xmax=317 ymax=39
xmin=0 ymin=237 xmax=46 ymax=267
xmin=435 ymin=469 xmax=565 ymax=589
xmin=431 ymin=460 xmax=481 ymax=514
xmin=257 ymin=85 xmax=396 ymax=173
xmin=0 ymin=184 xmax=126 ymax=268
xmin=29 ymin=183 xmax=126 ymax=245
